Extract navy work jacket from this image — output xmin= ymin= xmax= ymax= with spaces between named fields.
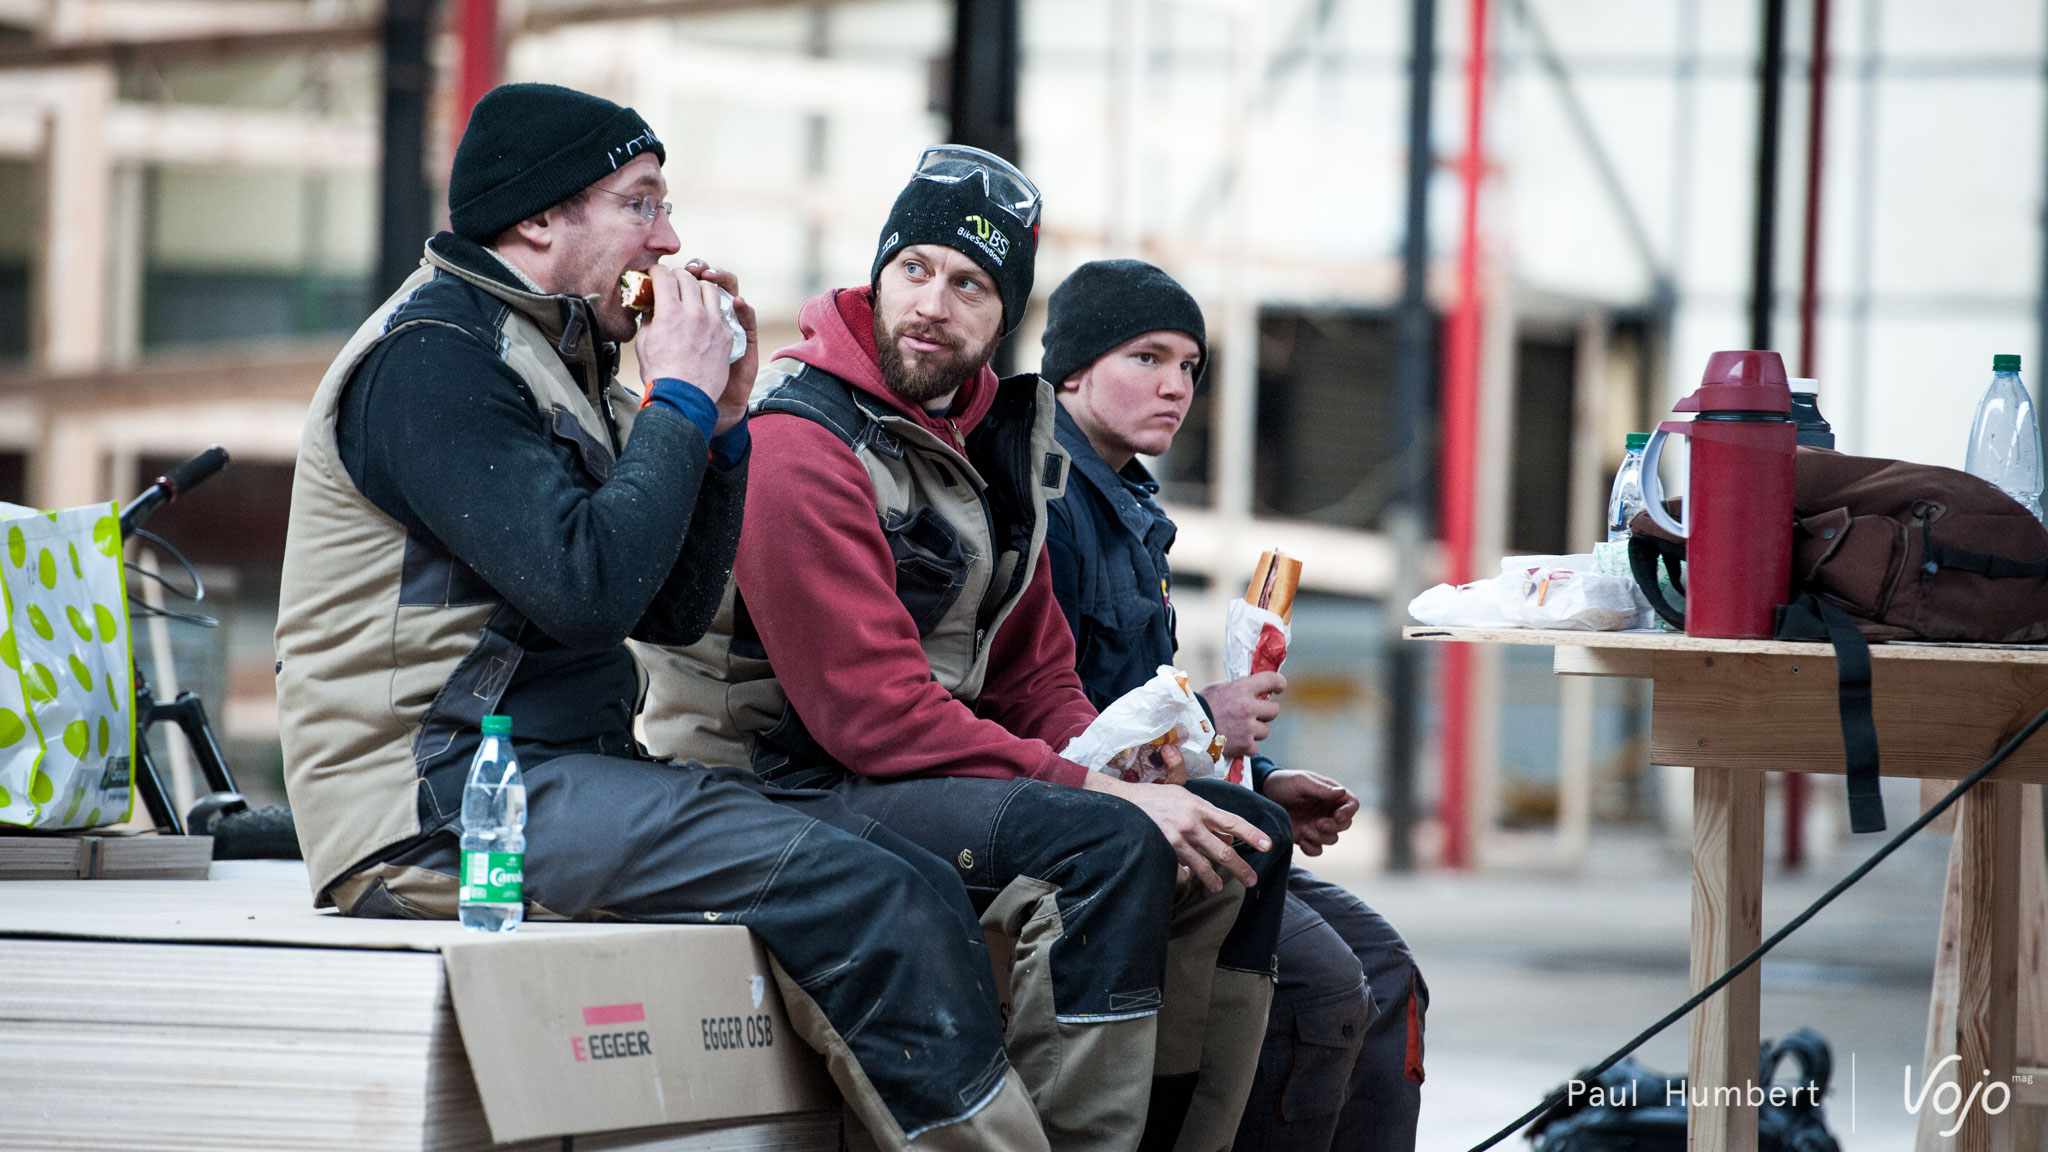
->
xmin=1044 ymin=403 xmax=1277 ymax=790
xmin=1044 ymin=403 xmax=1180 ymax=709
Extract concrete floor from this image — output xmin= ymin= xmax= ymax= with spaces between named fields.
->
xmin=1315 ymin=824 xmax=1955 ymax=1152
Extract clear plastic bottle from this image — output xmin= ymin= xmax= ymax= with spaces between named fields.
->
xmin=1605 ymin=433 xmax=1651 ymax=543
xmin=459 ymin=714 xmax=525 ymax=932
xmin=1965 ymin=354 xmax=2045 ymax=522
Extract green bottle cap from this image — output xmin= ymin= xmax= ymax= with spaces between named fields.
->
xmin=481 ymin=714 xmax=511 ymax=737
xmin=1994 ymin=354 xmax=2022 ymax=372
xmin=1625 ymin=433 xmax=1650 ymax=451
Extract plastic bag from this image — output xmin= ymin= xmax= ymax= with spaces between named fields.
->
xmin=1062 ymin=665 xmax=1226 ymax=783
xmin=0 ymin=502 xmax=135 ymax=829
xmin=1219 ymin=599 xmax=1291 ymax=784
xmin=1409 ymin=553 xmax=1654 ymax=632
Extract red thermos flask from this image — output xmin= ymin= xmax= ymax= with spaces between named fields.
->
xmin=1638 ymin=351 xmax=1798 ymax=639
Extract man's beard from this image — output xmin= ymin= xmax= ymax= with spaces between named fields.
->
xmin=874 ymin=311 xmax=996 ymax=407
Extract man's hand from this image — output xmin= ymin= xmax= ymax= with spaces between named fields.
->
xmin=1263 ymin=769 xmax=1358 ymax=856
xmin=1202 ymin=671 xmax=1286 ymax=761
xmin=635 ymin=263 xmax=752 ymax=435
xmin=1082 ymin=769 xmax=1270 ymax=892
xmin=680 ymin=259 xmax=757 ymax=436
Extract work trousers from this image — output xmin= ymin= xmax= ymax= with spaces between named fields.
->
xmin=1233 ymin=869 xmax=1428 ymax=1152
xmin=328 ymin=754 xmax=1047 ymax=1152
xmin=787 ymin=771 xmax=1292 ymax=1152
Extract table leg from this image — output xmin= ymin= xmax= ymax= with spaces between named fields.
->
xmin=1954 ymin=779 xmax=2021 ymax=1152
xmin=1689 ymin=767 xmax=1765 ymax=1152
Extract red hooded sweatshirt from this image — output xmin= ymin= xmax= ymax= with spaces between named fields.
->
xmin=734 ymin=287 xmax=1095 ymax=787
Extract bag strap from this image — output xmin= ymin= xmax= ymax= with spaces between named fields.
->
xmin=1774 ymin=595 xmax=1885 ymax=833
xmin=1627 ymin=535 xmax=1688 ymax=630
xmin=1925 ymin=545 xmax=2048 ymax=580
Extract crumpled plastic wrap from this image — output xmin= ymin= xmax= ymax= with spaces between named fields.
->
xmin=1408 ymin=552 xmax=1655 ymax=632
xmin=1061 ymin=665 xmax=1226 ymax=783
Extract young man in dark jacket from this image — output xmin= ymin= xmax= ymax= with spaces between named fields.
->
xmin=276 ymin=84 xmax=1046 ymax=1152
xmin=1040 ymin=260 xmax=1428 ymax=1152
xmin=641 ymin=148 xmax=1292 ymax=1152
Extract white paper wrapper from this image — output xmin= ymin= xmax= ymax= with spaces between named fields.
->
xmin=1061 ymin=665 xmax=1225 ymax=783
xmin=1407 ymin=553 xmax=1655 ymax=632
xmin=1220 ymin=600 xmax=1292 ymax=784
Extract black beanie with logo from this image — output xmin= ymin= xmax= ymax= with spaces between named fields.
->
xmin=449 ymin=83 xmax=666 ymax=242
xmin=871 ymin=171 xmax=1038 ymax=334
xmin=1039 ymin=260 xmax=1208 ymax=389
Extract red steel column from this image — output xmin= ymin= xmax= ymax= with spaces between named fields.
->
xmin=1438 ymin=0 xmax=1487 ymax=868
xmin=1784 ymin=0 xmax=1830 ymax=872
xmin=452 ymin=0 xmax=500 ymax=159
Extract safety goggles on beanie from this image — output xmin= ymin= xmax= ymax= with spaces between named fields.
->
xmin=871 ymin=144 xmax=1042 ymax=335
xmin=914 ymin=145 xmax=1042 ymax=228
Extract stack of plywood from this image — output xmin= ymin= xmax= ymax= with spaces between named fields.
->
xmin=0 ymin=832 xmax=211 ymax=879
xmin=0 ymin=862 xmax=839 ymax=1152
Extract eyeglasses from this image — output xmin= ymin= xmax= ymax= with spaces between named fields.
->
xmin=589 ymin=185 xmax=674 ymax=224
xmin=913 ymin=144 xmax=1041 ymax=228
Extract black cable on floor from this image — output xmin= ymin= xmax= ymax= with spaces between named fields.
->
xmin=1467 ymin=700 xmax=2048 ymax=1152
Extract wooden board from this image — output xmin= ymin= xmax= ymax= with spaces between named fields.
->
xmin=1648 ymin=653 xmax=2048 ymax=782
xmin=0 ymin=833 xmax=211 ymax=880
xmin=1688 ymin=766 xmax=1765 ymax=1152
xmin=0 ymin=937 xmax=838 ymax=1152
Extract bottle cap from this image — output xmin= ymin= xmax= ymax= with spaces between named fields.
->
xmin=1625 ymin=433 xmax=1650 ymax=451
xmin=1788 ymin=377 xmax=1819 ymax=395
xmin=1994 ymin=353 xmax=2022 ymax=372
xmin=1674 ymin=350 xmax=1791 ymax=415
xmin=481 ymin=714 xmax=511 ymax=737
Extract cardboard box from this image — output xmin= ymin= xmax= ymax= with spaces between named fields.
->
xmin=445 ymin=927 xmax=835 ymax=1143
xmin=0 ymin=862 xmax=838 ymax=1151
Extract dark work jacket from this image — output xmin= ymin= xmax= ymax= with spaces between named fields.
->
xmin=334 ymin=234 xmax=746 ymax=793
xmin=1044 ymin=404 xmax=1275 ymax=791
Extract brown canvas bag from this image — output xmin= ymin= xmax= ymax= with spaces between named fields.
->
xmin=1629 ymin=447 xmax=2048 ymax=833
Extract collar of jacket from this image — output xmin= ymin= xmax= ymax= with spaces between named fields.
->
xmin=420 ymin=231 xmax=618 ymax=380
xmin=1052 ymin=401 xmax=1175 ymax=551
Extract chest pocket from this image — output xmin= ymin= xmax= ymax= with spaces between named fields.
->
xmin=545 ymin=404 xmax=616 ymax=485
xmin=886 ymin=505 xmax=972 ymax=637
xmin=1076 ymin=590 xmax=1171 ymax=705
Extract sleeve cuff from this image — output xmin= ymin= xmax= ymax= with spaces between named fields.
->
xmin=709 ymin=419 xmax=750 ymax=471
xmin=645 ymin=378 xmax=720 ymax=443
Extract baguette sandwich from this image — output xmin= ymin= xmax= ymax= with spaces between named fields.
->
xmin=1244 ymin=549 xmax=1302 ymax=623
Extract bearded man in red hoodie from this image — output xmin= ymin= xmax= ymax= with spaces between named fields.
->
xmin=640 ymin=147 xmax=1292 ymax=1152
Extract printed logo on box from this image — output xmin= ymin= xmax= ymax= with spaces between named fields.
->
xmin=571 ymin=1002 xmax=653 ymax=1063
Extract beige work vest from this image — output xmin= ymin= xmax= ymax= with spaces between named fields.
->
xmin=639 ymin=359 xmax=1067 ymax=771
xmin=276 ymin=239 xmax=639 ymax=902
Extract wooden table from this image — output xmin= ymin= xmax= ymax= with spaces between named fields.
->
xmin=1405 ymin=626 xmax=2048 ymax=1152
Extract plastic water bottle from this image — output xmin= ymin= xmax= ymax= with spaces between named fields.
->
xmin=1965 ymin=354 xmax=2045 ymax=522
xmin=1788 ymin=378 xmax=1834 ymax=448
xmin=459 ymin=714 xmax=525 ymax=933
xmin=1605 ymin=433 xmax=1650 ymax=543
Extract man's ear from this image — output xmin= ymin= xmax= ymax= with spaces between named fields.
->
xmin=507 ymin=207 xmax=556 ymax=250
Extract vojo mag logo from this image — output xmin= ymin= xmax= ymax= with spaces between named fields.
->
xmin=958 ymin=215 xmax=1010 ymax=266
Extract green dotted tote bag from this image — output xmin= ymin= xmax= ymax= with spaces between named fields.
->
xmin=0 ymin=503 xmax=134 ymax=829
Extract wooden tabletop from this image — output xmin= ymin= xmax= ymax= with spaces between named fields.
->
xmin=1403 ymin=624 xmax=2048 ymax=666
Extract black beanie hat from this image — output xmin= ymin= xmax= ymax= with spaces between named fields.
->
xmin=1040 ymin=260 xmax=1208 ymax=389
xmin=871 ymin=169 xmax=1038 ymax=334
xmin=449 ymin=83 xmax=666 ymax=242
